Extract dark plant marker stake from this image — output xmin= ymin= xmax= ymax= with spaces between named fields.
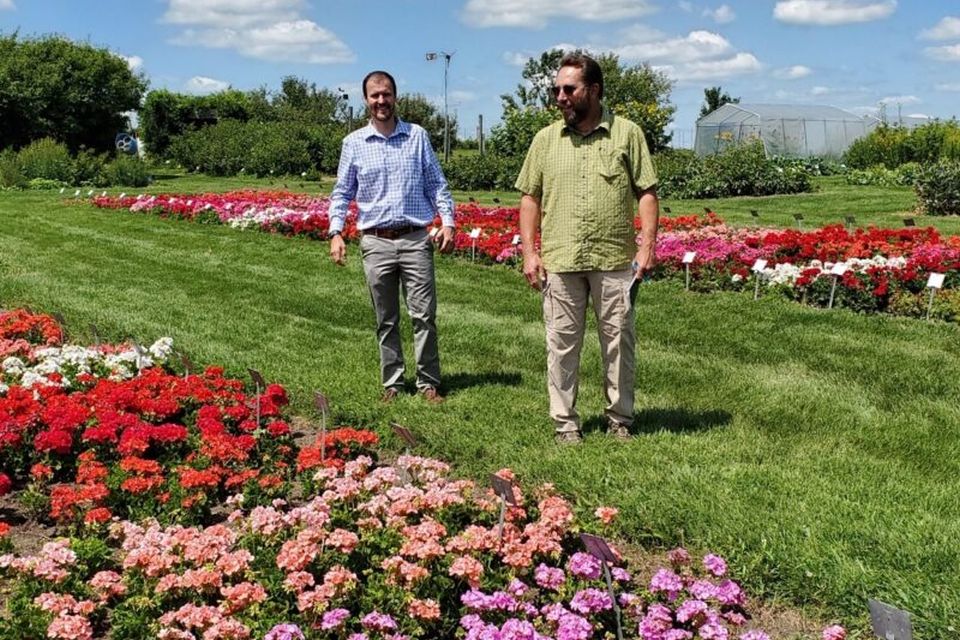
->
xmin=490 ymin=474 xmax=517 ymax=543
xmin=868 ymin=599 xmax=912 ymax=640
xmin=314 ymin=391 xmax=329 ymax=462
xmin=248 ymin=368 xmax=265 ymax=427
xmin=581 ymin=533 xmax=624 ymax=640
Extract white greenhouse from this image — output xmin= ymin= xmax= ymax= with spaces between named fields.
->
xmin=694 ymin=103 xmax=872 ymax=158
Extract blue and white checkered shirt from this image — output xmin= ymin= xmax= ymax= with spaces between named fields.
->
xmin=328 ymin=119 xmax=454 ymax=233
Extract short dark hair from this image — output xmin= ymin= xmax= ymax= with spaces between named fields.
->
xmin=559 ymin=53 xmax=603 ymax=99
xmin=362 ymin=70 xmax=397 ymax=98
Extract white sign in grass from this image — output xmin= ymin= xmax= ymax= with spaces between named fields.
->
xmin=469 ymin=228 xmax=481 ymax=239
xmin=511 ymin=234 xmax=520 ymax=246
xmin=682 ymin=252 xmax=696 ymax=291
xmin=751 ymin=259 xmax=767 ymax=272
xmin=752 ymin=259 xmax=768 ymax=300
xmin=927 ymin=273 xmax=945 ymax=289
xmin=827 ymin=263 xmax=848 ymax=308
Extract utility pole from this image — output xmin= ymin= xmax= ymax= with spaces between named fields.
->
xmin=426 ymin=50 xmax=454 ymax=162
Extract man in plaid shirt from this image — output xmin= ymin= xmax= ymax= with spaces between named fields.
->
xmin=328 ymin=70 xmax=455 ymax=404
xmin=516 ymin=53 xmax=660 ymax=444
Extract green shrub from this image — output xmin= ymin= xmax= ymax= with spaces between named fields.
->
xmin=102 ymin=155 xmax=151 ymax=187
xmin=655 ymin=142 xmax=812 ymax=199
xmin=27 ymin=177 xmax=67 ymax=190
xmin=889 ymin=289 xmax=960 ymax=321
xmin=72 ymin=148 xmax=108 ymax=185
xmin=246 ymin=123 xmax=312 ymax=177
xmin=915 ymin=160 xmax=960 ymax=216
xmin=0 ymin=149 xmax=26 ymax=189
xmin=441 ymin=154 xmax=522 ymax=191
xmin=17 ymin=137 xmax=74 ymax=182
xmin=845 ymin=120 xmax=960 ymax=169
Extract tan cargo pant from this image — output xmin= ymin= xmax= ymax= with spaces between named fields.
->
xmin=542 ymin=269 xmax=636 ymax=434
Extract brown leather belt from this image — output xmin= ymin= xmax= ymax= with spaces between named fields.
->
xmin=361 ymin=225 xmax=425 ymax=240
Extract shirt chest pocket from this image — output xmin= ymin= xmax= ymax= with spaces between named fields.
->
xmin=598 ymin=148 xmax=630 ymax=196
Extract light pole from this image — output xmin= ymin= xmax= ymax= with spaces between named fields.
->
xmin=425 ymin=50 xmax=454 ymax=162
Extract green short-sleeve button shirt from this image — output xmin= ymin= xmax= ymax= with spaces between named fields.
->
xmin=515 ymin=110 xmax=657 ymax=273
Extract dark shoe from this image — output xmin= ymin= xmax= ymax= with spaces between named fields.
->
xmin=555 ymin=431 xmax=583 ymax=445
xmin=382 ymin=387 xmax=403 ymax=403
xmin=419 ymin=386 xmax=444 ymax=404
xmin=606 ymin=420 xmax=633 ymax=440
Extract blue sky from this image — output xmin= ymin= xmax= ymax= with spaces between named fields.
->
xmin=2 ymin=0 xmax=958 ymax=147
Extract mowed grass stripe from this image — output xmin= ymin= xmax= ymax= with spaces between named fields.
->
xmin=1 ymin=190 xmax=958 ymax=637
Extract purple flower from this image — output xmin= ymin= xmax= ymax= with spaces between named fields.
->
xmin=676 ymin=599 xmax=709 ymax=625
xmin=535 ymin=563 xmax=567 ymax=590
xmin=460 ymin=614 xmax=485 ymax=631
xmin=715 ymin=580 xmax=745 ymax=606
xmin=740 ymin=631 xmax=772 ymax=640
xmin=321 ymin=609 xmax=350 ymax=631
xmin=508 ymin=578 xmax=529 ymax=597
xmin=361 ymin=611 xmax=397 ymax=632
xmin=664 ymin=630 xmax=694 ymax=640
xmin=500 ymin=618 xmax=537 ymax=640
xmin=462 ymin=589 xmax=490 ymax=610
xmin=703 ymin=554 xmax=727 ymax=577
xmin=567 ymin=552 xmax=602 ymax=580
xmin=640 ymin=603 xmax=674 ymax=640
xmin=699 ymin=622 xmax=729 ymax=640
xmin=688 ymin=579 xmax=717 ymax=600
xmin=556 ymin=613 xmax=593 ymax=640
xmin=667 ymin=547 xmax=691 ymax=566
xmin=569 ymin=588 xmax=613 ymax=615
xmin=723 ymin=611 xmax=747 ymax=626
xmin=541 ymin=602 xmax=571 ymax=623
xmin=264 ymin=623 xmax=305 ymax=640
xmin=612 ymin=567 xmax=632 ymax=582
xmin=649 ymin=569 xmax=684 ymax=600
xmin=348 ymin=635 xmax=369 ymax=640
xmin=822 ymin=625 xmax=846 ymax=640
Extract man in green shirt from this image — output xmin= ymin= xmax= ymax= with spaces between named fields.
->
xmin=516 ymin=53 xmax=660 ymax=445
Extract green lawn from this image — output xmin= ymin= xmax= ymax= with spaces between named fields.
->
xmin=1 ymin=181 xmax=958 ymax=638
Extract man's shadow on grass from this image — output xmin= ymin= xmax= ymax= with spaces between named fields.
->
xmin=583 ymin=407 xmax=732 ymax=436
xmin=442 ymin=370 xmax=523 ymax=394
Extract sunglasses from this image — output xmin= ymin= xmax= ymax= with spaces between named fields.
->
xmin=550 ymin=84 xmax=583 ymax=98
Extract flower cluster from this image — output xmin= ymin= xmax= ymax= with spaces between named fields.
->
xmin=0 ymin=452 xmax=808 ymax=640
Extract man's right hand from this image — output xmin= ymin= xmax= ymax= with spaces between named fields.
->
xmin=522 ymin=252 xmax=546 ymax=290
xmin=329 ymin=234 xmax=347 ymax=266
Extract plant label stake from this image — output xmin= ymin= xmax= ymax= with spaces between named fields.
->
xmin=703 ymin=207 xmax=713 ymax=215
xmin=682 ymin=251 xmax=696 ymax=291
xmin=469 ymin=227 xmax=482 ymax=262
xmin=750 ymin=209 xmax=759 ymax=219
xmin=868 ymin=599 xmax=912 ymax=640
xmin=248 ymin=368 xmax=265 ymax=427
xmin=314 ymin=391 xmax=329 ymax=462
xmin=903 ymin=217 xmax=915 ymax=227
xmin=90 ymin=324 xmax=100 ymax=347
xmin=390 ymin=422 xmax=417 ymax=455
xmin=844 ymin=215 xmax=856 ymax=229
xmin=827 ymin=263 xmax=848 ymax=309
xmin=490 ymin=474 xmax=517 ymax=543
xmin=52 ymin=312 xmax=67 ymax=333
xmin=662 ymin=206 xmax=671 ymax=214
xmin=926 ymin=273 xmax=945 ymax=321
xmin=179 ymin=352 xmax=193 ymax=378
xmin=428 ymin=226 xmax=439 ymax=239
xmin=751 ymin=259 xmax=768 ymax=300
xmin=131 ymin=340 xmax=148 ymax=369
xmin=511 ymin=234 xmax=521 ymax=246
xmin=581 ymin=533 xmax=624 ymax=640
xmin=793 ymin=213 xmax=804 ymax=230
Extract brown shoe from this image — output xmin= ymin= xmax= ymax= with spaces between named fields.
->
xmin=382 ymin=387 xmax=402 ymax=403
xmin=606 ymin=420 xmax=633 ymax=440
xmin=419 ymin=386 xmax=444 ymax=404
xmin=555 ymin=431 xmax=583 ymax=445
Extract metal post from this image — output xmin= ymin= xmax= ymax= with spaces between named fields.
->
xmin=443 ymin=53 xmax=451 ymax=162
xmin=478 ymin=114 xmax=484 ymax=155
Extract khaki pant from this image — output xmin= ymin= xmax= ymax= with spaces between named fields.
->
xmin=542 ymin=269 xmax=636 ymax=434
xmin=360 ymin=230 xmax=440 ymax=391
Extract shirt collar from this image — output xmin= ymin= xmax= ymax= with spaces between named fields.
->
xmin=561 ymin=108 xmax=613 ymax=138
xmin=363 ymin=118 xmax=411 ymax=141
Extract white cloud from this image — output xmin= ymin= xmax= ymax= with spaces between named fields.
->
xmin=935 ymin=82 xmax=960 ymax=91
xmin=678 ymin=1 xmax=693 ymax=12
xmin=924 ymin=43 xmax=960 ymax=61
xmin=0 ymin=0 xmax=14 ymax=10
xmin=163 ymin=0 xmax=353 ymax=64
xmin=773 ymin=0 xmax=896 ymax=26
xmin=163 ymin=0 xmax=304 ymax=28
xmin=906 ymin=113 xmax=930 ymax=119
xmin=703 ymin=4 xmax=735 ymax=24
xmin=774 ymin=64 xmax=813 ymax=79
xmin=119 ymin=55 xmax=144 ymax=72
xmin=879 ymin=94 xmax=920 ymax=105
xmin=461 ymin=0 xmax=656 ymax=28
xmin=920 ymin=16 xmax=960 ymax=41
xmin=811 ymin=85 xmax=831 ymax=95
xmin=502 ymin=51 xmax=532 ymax=67
xmin=185 ymin=76 xmax=231 ymax=94
xmin=657 ymin=52 xmax=762 ymax=81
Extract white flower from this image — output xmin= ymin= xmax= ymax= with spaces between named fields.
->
xmin=731 ymin=274 xmax=743 ymax=283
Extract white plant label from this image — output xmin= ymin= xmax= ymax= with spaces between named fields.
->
xmin=830 ymin=263 xmax=848 ymax=276
xmin=511 ymin=234 xmax=521 ymax=246
xmin=682 ymin=251 xmax=696 ymax=264
xmin=751 ymin=259 xmax=768 ymax=272
xmin=470 ymin=228 xmax=482 ymax=239
xmin=927 ymin=273 xmax=945 ymax=289
xmin=428 ymin=227 xmax=439 ymax=238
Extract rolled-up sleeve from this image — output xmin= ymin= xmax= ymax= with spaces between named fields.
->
xmin=421 ymin=131 xmax=454 ymax=227
xmin=328 ymin=138 xmax=357 ymax=234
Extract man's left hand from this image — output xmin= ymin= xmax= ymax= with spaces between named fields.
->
xmin=436 ymin=226 xmax=455 ymax=254
xmin=634 ymin=245 xmax=656 ymax=275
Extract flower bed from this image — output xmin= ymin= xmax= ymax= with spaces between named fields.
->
xmin=91 ymin=192 xmax=960 ymax=322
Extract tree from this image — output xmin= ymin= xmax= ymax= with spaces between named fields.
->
xmin=0 ymin=33 xmax=147 ymax=153
xmin=396 ymin=94 xmax=458 ymax=152
xmin=500 ymin=49 xmax=676 ymax=152
xmin=274 ymin=76 xmax=349 ymax=124
xmin=700 ymin=86 xmax=739 ymax=118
